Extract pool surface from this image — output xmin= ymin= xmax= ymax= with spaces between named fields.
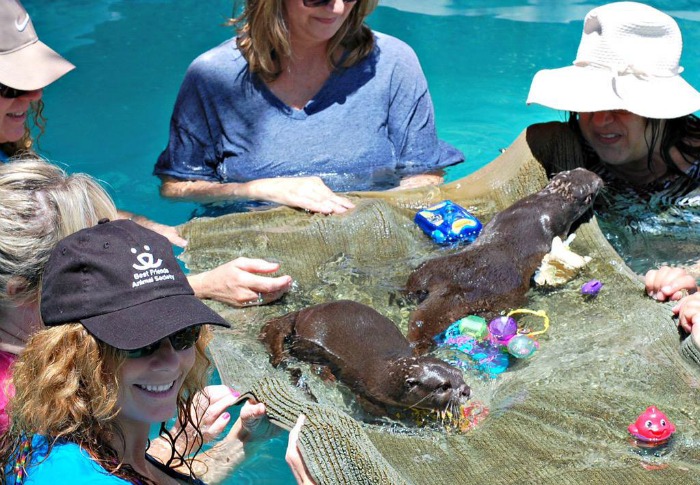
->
xmin=23 ymin=1 xmax=700 ymax=483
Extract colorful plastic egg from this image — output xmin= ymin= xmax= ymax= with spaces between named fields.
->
xmin=488 ymin=316 xmax=518 ymax=344
xmin=458 ymin=315 xmax=488 ymax=340
xmin=628 ymin=406 xmax=676 ymax=443
xmin=506 ymin=335 xmax=537 ymax=359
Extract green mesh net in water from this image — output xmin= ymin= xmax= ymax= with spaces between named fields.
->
xmin=181 ymin=123 xmax=700 ymax=484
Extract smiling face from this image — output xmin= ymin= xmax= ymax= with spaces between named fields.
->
xmin=284 ymin=0 xmax=356 ymax=46
xmin=0 ymin=89 xmax=42 ymax=143
xmin=577 ymin=110 xmax=659 ymax=167
xmin=115 ymin=338 xmax=195 ymax=429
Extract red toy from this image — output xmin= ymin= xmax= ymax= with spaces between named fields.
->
xmin=628 ymin=406 xmax=676 ymax=443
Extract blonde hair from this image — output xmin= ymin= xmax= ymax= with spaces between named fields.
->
xmin=233 ymin=0 xmax=379 ymax=82
xmin=0 ymin=324 xmax=213 ymax=483
xmin=0 ymin=159 xmax=117 ymax=307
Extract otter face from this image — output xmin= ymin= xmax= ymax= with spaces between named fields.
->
xmin=547 ymin=168 xmax=604 ymax=209
xmin=392 ymin=357 xmax=470 ymax=412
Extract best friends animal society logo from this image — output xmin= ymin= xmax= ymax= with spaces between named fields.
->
xmin=131 ymin=245 xmax=175 ymax=288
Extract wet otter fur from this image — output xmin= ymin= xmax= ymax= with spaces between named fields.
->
xmin=406 ymin=168 xmax=604 ymax=354
xmin=260 ymin=300 xmax=471 ymax=416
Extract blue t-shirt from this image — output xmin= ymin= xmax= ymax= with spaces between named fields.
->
xmin=154 ymin=32 xmax=464 ymax=192
xmin=6 ymin=435 xmax=204 ymax=484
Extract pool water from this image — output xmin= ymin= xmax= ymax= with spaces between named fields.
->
xmin=23 ymin=0 xmax=700 ymax=483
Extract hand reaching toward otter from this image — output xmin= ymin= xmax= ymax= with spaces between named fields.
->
xmin=188 ymin=257 xmax=293 ymax=307
xmin=644 ymin=266 xmax=698 ymax=302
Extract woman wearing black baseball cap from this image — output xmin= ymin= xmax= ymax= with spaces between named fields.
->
xmin=0 ymin=219 xmax=313 ymax=484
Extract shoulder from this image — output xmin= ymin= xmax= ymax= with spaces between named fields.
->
xmin=369 ymin=31 xmax=425 ymax=86
xmin=373 ymin=31 xmax=418 ymax=59
xmin=20 ymin=436 xmax=127 ymax=484
xmin=187 ymin=37 xmax=246 ymax=78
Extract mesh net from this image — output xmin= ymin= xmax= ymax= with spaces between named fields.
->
xmin=181 ymin=123 xmax=700 ymax=484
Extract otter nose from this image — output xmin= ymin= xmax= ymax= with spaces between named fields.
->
xmin=459 ymin=385 xmax=471 ymax=400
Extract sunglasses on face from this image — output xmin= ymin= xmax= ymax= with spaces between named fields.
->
xmin=0 ymin=83 xmax=31 ymax=99
xmin=124 ymin=325 xmax=202 ymax=359
xmin=303 ymin=0 xmax=357 ymax=7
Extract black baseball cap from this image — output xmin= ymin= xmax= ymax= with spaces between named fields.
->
xmin=41 ymin=219 xmax=229 ymax=350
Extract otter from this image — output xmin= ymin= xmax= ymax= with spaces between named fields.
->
xmin=406 ymin=168 xmax=604 ymax=354
xmin=260 ymin=300 xmax=471 ymax=416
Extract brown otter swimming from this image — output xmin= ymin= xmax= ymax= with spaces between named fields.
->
xmin=406 ymin=168 xmax=604 ymax=354
xmin=260 ymin=300 xmax=471 ymax=416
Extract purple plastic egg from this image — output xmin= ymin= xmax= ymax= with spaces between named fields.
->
xmin=488 ymin=316 xmax=518 ymax=341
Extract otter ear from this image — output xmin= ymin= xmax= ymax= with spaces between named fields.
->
xmin=405 ymin=378 xmax=419 ymax=388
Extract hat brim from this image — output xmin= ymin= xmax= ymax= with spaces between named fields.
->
xmin=527 ymin=65 xmax=700 ymax=119
xmin=0 ymin=39 xmax=75 ymax=90
xmin=80 ymin=294 xmax=230 ymax=351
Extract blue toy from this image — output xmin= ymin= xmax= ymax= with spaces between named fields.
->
xmin=414 ymin=200 xmax=482 ymax=244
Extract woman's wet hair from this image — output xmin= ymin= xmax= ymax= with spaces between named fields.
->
xmin=0 ymin=159 xmax=117 ymax=308
xmin=0 ymin=324 xmax=214 ymax=483
xmin=231 ymin=0 xmax=379 ymax=82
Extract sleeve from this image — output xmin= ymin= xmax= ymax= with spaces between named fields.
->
xmin=21 ymin=441 xmax=127 ymax=484
xmin=386 ymin=41 xmax=464 ymax=176
xmin=154 ymin=61 xmax=221 ymax=182
xmin=680 ymin=335 xmax=700 ymax=367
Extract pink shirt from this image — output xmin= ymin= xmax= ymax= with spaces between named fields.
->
xmin=0 ymin=350 xmax=16 ymax=434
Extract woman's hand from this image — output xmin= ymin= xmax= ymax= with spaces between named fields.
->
xmin=286 ymin=414 xmax=316 ymax=485
xmin=673 ymin=292 xmax=700 ymax=337
xmin=150 ymin=385 xmax=241 ymax=459
xmin=244 ymin=176 xmax=355 ymax=214
xmin=188 ymin=258 xmax=293 ymax=307
xmin=644 ymin=266 xmax=698 ymax=302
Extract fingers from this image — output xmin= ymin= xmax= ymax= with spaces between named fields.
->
xmin=304 ymin=194 xmax=355 ymax=215
xmin=240 ymin=401 xmax=267 ymax=431
xmin=231 ymin=257 xmax=281 ymax=274
xmin=674 ymin=294 xmax=700 ymax=334
xmin=286 ymin=414 xmax=315 ymax=485
xmin=645 ymin=266 xmax=698 ymax=301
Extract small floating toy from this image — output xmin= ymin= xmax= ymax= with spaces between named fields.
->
xmin=506 ymin=334 xmax=538 ymax=359
xmin=488 ymin=316 xmax=518 ymax=345
xmin=628 ymin=406 xmax=676 ymax=443
xmin=457 ymin=315 xmax=488 ymax=340
xmin=414 ymin=200 xmax=482 ymax=244
xmin=581 ymin=279 xmax=603 ymax=297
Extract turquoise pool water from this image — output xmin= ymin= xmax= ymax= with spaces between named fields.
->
xmin=23 ymin=1 xmax=700 ymax=483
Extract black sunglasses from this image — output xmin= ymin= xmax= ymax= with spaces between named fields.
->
xmin=0 ymin=82 xmax=31 ymax=99
xmin=124 ymin=325 xmax=202 ymax=359
xmin=303 ymin=0 xmax=357 ymax=7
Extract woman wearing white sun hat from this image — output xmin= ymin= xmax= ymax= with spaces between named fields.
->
xmin=527 ymin=1 xmax=700 ymax=303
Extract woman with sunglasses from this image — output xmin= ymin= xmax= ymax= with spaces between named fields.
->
xmin=0 ymin=219 xmax=314 ymax=484
xmin=155 ymin=0 xmax=464 ymax=215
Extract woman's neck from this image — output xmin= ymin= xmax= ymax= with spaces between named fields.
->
xmin=270 ymin=40 xmax=337 ymax=109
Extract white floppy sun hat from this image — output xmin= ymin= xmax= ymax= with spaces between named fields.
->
xmin=527 ymin=1 xmax=700 ymax=119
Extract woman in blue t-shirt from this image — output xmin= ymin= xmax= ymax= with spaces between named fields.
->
xmin=0 ymin=219 xmax=313 ymax=484
xmin=155 ymin=0 xmax=464 ymax=215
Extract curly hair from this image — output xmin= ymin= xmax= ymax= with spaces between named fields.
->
xmin=568 ymin=111 xmax=700 ymax=179
xmin=0 ymin=99 xmax=46 ymax=158
xmin=0 ymin=324 xmax=213 ymax=483
xmin=232 ymin=0 xmax=379 ymax=82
